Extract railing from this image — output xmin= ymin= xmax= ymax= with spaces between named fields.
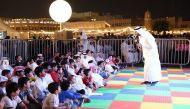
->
xmin=0 ymin=39 xmax=189 ymax=66
xmin=156 ymin=39 xmax=190 ymax=65
xmin=97 ymin=39 xmax=142 ymax=65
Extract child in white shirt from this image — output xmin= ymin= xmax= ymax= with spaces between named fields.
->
xmin=42 ymin=82 xmax=70 ymax=109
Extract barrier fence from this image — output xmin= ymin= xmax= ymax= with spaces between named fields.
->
xmin=0 ymin=39 xmax=189 ymax=66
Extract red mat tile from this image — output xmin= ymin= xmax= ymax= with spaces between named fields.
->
xmin=127 ymin=67 xmax=138 ymax=70
xmin=109 ymin=101 xmax=141 ymax=109
xmin=162 ymin=72 xmax=168 ymax=74
xmin=160 ymin=79 xmax=169 ymax=83
xmin=133 ymin=73 xmax=144 ymax=76
xmin=104 ymin=84 xmax=125 ymax=89
xmin=127 ymin=81 xmax=142 ymax=85
xmin=182 ymin=69 xmax=190 ymax=72
xmin=115 ymin=75 xmax=132 ymax=78
xmin=171 ymin=91 xmax=190 ymax=97
xmin=143 ymin=95 xmax=172 ymax=103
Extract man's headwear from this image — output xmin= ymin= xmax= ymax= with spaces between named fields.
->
xmin=80 ymin=30 xmax=87 ymax=39
xmin=134 ymin=26 xmax=154 ymax=40
xmin=0 ymin=57 xmax=8 ymax=65
xmin=97 ymin=61 xmax=104 ymax=66
xmin=82 ymin=52 xmax=87 ymax=55
xmin=105 ymin=59 xmax=110 ymax=63
xmin=0 ymin=76 xmax=8 ymax=83
xmin=134 ymin=26 xmax=142 ymax=30
xmin=134 ymin=26 xmax=144 ymax=35
xmin=37 ymin=53 xmax=43 ymax=57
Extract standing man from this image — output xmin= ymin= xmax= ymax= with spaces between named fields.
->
xmin=80 ymin=30 xmax=88 ymax=52
xmin=134 ymin=26 xmax=162 ymax=86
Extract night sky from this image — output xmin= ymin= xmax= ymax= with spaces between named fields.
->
xmin=0 ymin=0 xmax=189 ymax=19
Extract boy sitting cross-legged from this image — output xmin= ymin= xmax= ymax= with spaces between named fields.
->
xmin=59 ymin=80 xmax=89 ymax=109
xmin=42 ymin=82 xmax=70 ymax=109
xmin=18 ymin=77 xmax=41 ymax=109
xmin=3 ymin=82 xmax=28 ymax=109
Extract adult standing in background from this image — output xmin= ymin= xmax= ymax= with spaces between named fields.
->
xmin=134 ymin=26 xmax=162 ymax=86
xmin=80 ymin=30 xmax=88 ymax=53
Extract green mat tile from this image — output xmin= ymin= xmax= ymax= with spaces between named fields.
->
xmin=156 ymin=83 xmax=170 ymax=87
xmin=120 ymin=70 xmax=136 ymax=73
xmin=137 ymin=68 xmax=144 ymax=70
xmin=169 ymin=80 xmax=190 ymax=84
xmin=124 ymin=85 xmax=146 ymax=90
xmin=173 ymin=104 xmax=190 ymax=109
xmin=96 ymin=88 xmax=121 ymax=94
xmin=82 ymin=100 xmax=112 ymax=109
xmin=115 ymin=94 xmax=143 ymax=102
xmin=145 ymin=90 xmax=171 ymax=96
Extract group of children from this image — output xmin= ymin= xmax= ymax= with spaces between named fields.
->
xmin=0 ymin=49 xmax=122 ymax=109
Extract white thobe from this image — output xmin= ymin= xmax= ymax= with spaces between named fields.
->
xmin=80 ymin=32 xmax=88 ymax=52
xmin=88 ymin=44 xmax=95 ymax=53
xmin=138 ymin=30 xmax=162 ymax=82
xmin=121 ymin=42 xmax=129 ymax=62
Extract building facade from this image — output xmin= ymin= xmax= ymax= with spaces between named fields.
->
xmin=1 ymin=11 xmax=190 ymax=39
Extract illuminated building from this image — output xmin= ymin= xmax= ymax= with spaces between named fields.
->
xmin=1 ymin=17 xmax=59 ymax=39
xmin=0 ymin=11 xmax=190 ymax=39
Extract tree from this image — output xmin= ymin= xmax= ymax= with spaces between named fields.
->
xmin=152 ymin=20 xmax=169 ymax=34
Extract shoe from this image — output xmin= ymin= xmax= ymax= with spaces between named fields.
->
xmin=84 ymin=98 xmax=91 ymax=103
xmin=141 ymin=81 xmax=151 ymax=85
xmin=150 ymin=81 xmax=158 ymax=86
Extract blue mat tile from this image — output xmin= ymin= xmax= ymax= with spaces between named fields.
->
xmin=112 ymin=77 xmax=129 ymax=81
xmin=168 ymin=72 xmax=184 ymax=75
xmin=170 ymin=83 xmax=190 ymax=87
xmin=161 ymin=68 xmax=168 ymax=70
xmin=89 ymin=93 xmax=116 ymax=100
xmin=120 ymin=70 xmax=135 ymax=73
xmin=120 ymin=89 xmax=145 ymax=95
xmin=132 ymin=76 xmax=144 ymax=79
xmin=162 ymin=74 xmax=168 ymax=77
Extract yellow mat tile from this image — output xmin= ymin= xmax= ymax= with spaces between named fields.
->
xmin=172 ymin=97 xmax=190 ymax=104
xmin=161 ymin=77 xmax=169 ymax=80
xmin=135 ymin=72 xmax=144 ymax=74
xmin=141 ymin=102 xmax=172 ymax=109
xmin=117 ymin=73 xmax=133 ymax=76
xmin=107 ymin=80 xmax=127 ymax=85
xmin=162 ymin=70 xmax=168 ymax=73
xmin=168 ymin=75 xmax=186 ymax=78
xmin=167 ymin=69 xmax=183 ymax=72
xmin=129 ymin=78 xmax=144 ymax=82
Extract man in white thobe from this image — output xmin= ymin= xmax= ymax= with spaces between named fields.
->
xmin=121 ymin=40 xmax=129 ymax=63
xmin=80 ymin=31 xmax=88 ymax=52
xmin=87 ymin=41 xmax=95 ymax=53
xmin=134 ymin=26 xmax=162 ymax=86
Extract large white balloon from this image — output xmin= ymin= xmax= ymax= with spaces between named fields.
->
xmin=49 ymin=0 xmax=72 ymax=23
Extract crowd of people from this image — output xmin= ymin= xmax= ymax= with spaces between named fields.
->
xmin=0 ymin=29 xmax=188 ymax=109
xmin=0 ymin=48 xmax=123 ymax=109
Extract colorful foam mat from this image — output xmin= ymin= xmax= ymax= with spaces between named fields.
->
xmin=80 ymin=67 xmax=190 ymax=109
